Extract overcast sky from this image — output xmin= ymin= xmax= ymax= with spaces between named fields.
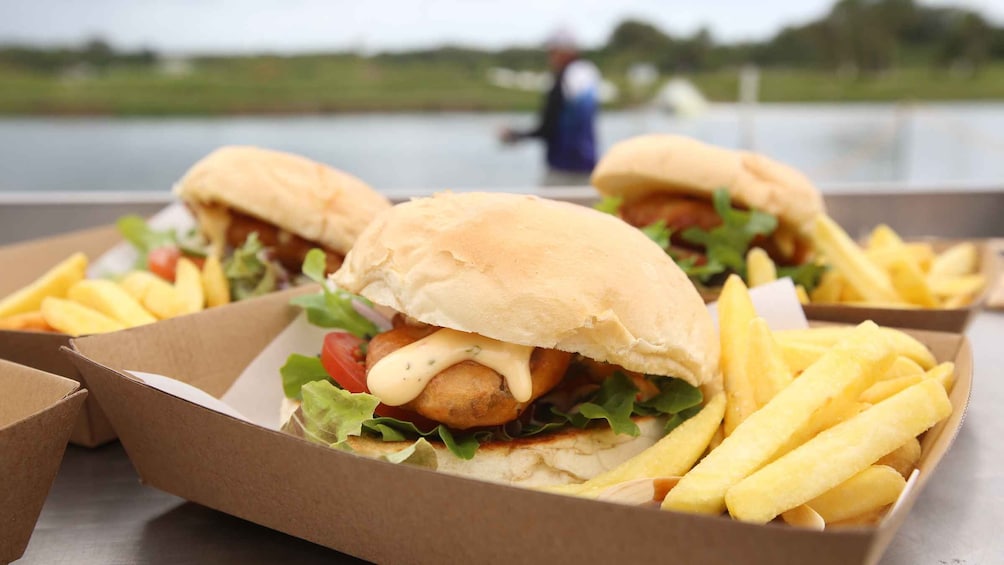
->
xmin=2 ymin=0 xmax=1002 ymax=54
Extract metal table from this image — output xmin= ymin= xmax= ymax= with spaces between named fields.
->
xmin=17 ymin=312 xmax=1004 ymax=564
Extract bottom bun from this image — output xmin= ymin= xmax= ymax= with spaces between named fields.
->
xmin=345 ymin=417 xmax=666 ymax=488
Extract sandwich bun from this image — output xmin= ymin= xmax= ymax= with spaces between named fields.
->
xmin=174 ymin=146 xmax=391 ymax=257
xmin=591 ymin=134 xmax=823 ymax=229
xmin=332 ymin=191 xmax=719 ymax=389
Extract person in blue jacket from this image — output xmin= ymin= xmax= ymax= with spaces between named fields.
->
xmin=500 ymin=29 xmax=600 ymax=186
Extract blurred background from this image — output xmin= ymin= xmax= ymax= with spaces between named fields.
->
xmin=2 ymin=0 xmax=1004 ymax=193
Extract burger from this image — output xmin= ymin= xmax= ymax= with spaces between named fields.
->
xmin=118 ymin=146 xmax=392 ymax=302
xmin=591 ymin=134 xmax=825 ymax=292
xmin=280 ymin=191 xmax=719 ymax=487
xmin=175 ymin=145 xmax=391 ymax=274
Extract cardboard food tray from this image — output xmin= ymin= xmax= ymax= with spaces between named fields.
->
xmin=0 ymin=359 xmax=88 ymax=564
xmin=65 ymin=290 xmax=972 ymax=565
xmin=0 ymin=224 xmax=121 ymax=447
xmin=802 ymin=238 xmax=1000 ymax=333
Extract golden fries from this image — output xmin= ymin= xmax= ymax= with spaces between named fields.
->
xmin=0 ymin=252 xmax=87 ymax=318
xmin=812 ymin=215 xmax=902 ymax=304
xmin=662 ymin=321 xmax=894 ymax=516
xmin=41 ymin=297 xmax=126 ymax=336
xmin=67 ymin=279 xmax=156 ymax=328
xmin=552 ymin=393 xmax=726 ymax=498
xmin=746 ymin=318 xmax=792 ymax=407
xmin=810 ymin=216 xmax=985 ymax=308
xmin=805 ymin=465 xmax=905 ymax=524
xmin=773 ymin=326 xmax=936 ymax=369
xmin=725 ymin=379 xmax=950 ymax=524
xmin=0 ymin=311 xmax=55 ymax=332
xmin=876 ymin=437 xmax=922 ymax=479
xmin=745 ymin=248 xmax=777 ymax=288
xmin=717 ymin=275 xmax=759 ymax=436
xmin=202 ymin=255 xmax=231 ymax=308
xmin=174 ymin=257 xmax=205 ymax=314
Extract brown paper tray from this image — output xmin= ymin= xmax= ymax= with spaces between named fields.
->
xmin=65 ymin=290 xmax=972 ymax=565
xmin=0 ymin=359 xmax=88 ymax=563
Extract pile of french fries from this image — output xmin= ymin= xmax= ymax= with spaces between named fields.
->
xmin=551 ymin=275 xmax=954 ymax=529
xmin=747 ymin=214 xmax=986 ymax=309
xmin=0 ymin=253 xmax=229 ymax=336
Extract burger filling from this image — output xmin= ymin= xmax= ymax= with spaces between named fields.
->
xmin=279 ymin=250 xmax=704 ymax=460
xmin=599 ymin=188 xmax=822 ymax=291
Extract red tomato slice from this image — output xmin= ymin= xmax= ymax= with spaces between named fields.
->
xmin=320 ymin=332 xmax=435 ymax=428
xmin=147 ymin=246 xmax=182 ymax=282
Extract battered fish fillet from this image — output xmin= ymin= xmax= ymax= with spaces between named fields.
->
xmin=366 ymin=323 xmax=572 ymax=429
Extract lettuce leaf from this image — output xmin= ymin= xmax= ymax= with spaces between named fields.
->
xmin=290 ymin=249 xmax=379 ymax=339
xmin=299 ymin=380 xmax=380 ymax=449
xmin=224 ymin=233 xmax=279 ymax=300
xmin=117 ymin=214 xmax=177 ymax=253
xmin=594 ymin=195 xmax=623 ymax=215
xmin=279 ymin=354 xmax=329 ymax=400
xmin=640 ymin=220 xmax=672 ymax=251
xmin=678 ymin=189 xmax=778 ymax=283
xmin=778 ymin=263 xmax=827 ymax=293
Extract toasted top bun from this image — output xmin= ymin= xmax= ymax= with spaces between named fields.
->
xmin=591 ymin=134 xmax=824 ymax=229
xmin=332 ymin=191 xmax=719 ymax=388
xmin=174 ymin=146 xmax=391 ymax=255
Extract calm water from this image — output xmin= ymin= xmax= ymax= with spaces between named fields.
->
xmin=2 ymin=103 xmax=1004 ymax=193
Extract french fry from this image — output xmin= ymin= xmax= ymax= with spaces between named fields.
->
xmin=773 ymin=326 xmax=937 ymax=370
xmin=794 ymin=285 xmax=810 ymax=305
xmin=0 ymin=252 xmax=88 ymax=318
xmin=861 ymin=374 xmax=924 ymax=404
xmin=552 ymin=393 xmax=726 ymax=498
xmin=201 ymin=255 xmax=231 ymax=308
xmin=174 ymin=257 xmax=205 ymax=314
xmin=119 ymin=271 xmax=165 ymax=301
xmin=882 ymin=356 xmax=925 ymax=380
xmin=876 ymin=437 xmax=922 ymax=479
xmin=888 ymin=258 xmax=939 ymax=307
xmin=0 ymin=311 xmax=55 ymax=332
xmin=941 ymin=293 xmax=973 ymax=309
xmin=778 ymin=340 xmax=827 ymax=374
xmin=40 ymin=297 xmax=125 ymax=336
xmin=662 ymin=321 xmax=894 ymax=516
xmin=809 ymin=270 xmax=844 ymax=303
xmin=780 ymin=505 xmax=824 ymax=530
xmin=745 ymin=248 xmax=777 ymax=288
xmin=806 ymin=465 xmax=906 ymax=524
xmin=866 ymin=224 xmax=903 ymax=250
xmin=903 ymin=242 xmax=936 ymax=272
xmin=928 ymin=274 xmax=986 ymax=299
xmin=717 ymin=275 xmax=759 ymax=436
xmin=929 ymin=242 xmax=979 ymax=279
xmin=926 ymin=362 xmax=956 ymax=393
xmin=746 ymin=318 xmax=792 ymax=407
xmin=812 ymin=215 xmax=902 ymax=304
xmin=829 ymin=506 xmax=889 ymax=527
xmin=120 ymin=271 xmax=189 ymax=319
xmin=725 ymin=379 xmax=951 ymax=524
xmin=67 ymin=279 xmax=156 ymax=327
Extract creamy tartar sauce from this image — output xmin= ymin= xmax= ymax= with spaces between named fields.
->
xmin=366 ymin=328 xmax=535 ymax=406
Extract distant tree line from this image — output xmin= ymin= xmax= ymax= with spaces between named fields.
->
xmin=2 ymin=0 xmax=1001 ymax=75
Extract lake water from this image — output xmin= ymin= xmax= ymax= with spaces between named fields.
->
xmin=2 ymin=103 xmax=1004 ymax=194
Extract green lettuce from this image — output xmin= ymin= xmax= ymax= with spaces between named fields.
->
xmin=224 ymin=233 xmax=279 ymax=300
xmin=289 ymin=249 xmax=379 ymax=339
xmin=299 ymin=380 xmax=380 ymax=448
xmin=553 ymin=372 xmax=703 ymax=436
xmin=279 ymin=354 xmax=329 ymax=400
xmin=294 ymin=379 xmax=486 ymax=460
xmin=593 ymin=195 xmax=623 ymax=215
xmin=640 ymin=220 xmax=672 ymax=251
xmin=679 ymin=188 xmax=777 ymax=283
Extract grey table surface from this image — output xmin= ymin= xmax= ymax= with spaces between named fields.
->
xmin=18 ymin=312 xmax=1004 ymax=565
